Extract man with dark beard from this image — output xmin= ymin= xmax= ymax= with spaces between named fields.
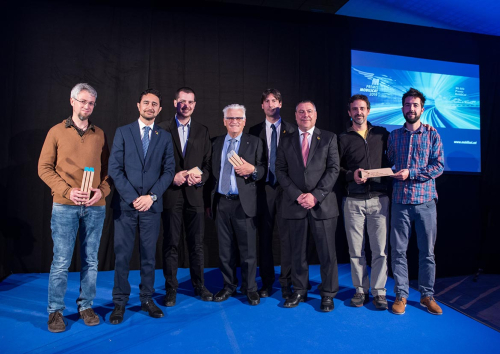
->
xmin=338 ymin=94 xmax=390 ymax=310
xmin=108 ymin=89 xmax=175 ymax=324
xmin=388 ymin=88 xmax=444 ymax=316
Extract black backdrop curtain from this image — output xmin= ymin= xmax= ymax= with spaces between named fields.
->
xmin=1 ymin=1 xmax=499 ymax=281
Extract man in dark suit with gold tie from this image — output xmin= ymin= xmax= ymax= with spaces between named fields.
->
xmin=275 ymin=100 xmax=340 ymax=312
xmin=248 ymin=88 xmax=295 ymax=299
xmin=208 ymin=104 xmax=266 ymax=305
xmin=158 ymin=87 xmax=213 ymax=307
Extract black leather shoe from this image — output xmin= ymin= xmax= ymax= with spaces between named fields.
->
xmin=247 ymin=291 xmax=260 ymax=306
xmin=213 ymin=288 xmax=233 ymax=302
xmin=109 ymin=305 xmax=125 ymax=325
xmin=320 ymin=296 xmax=334 ymax=312
xmin=141 ymin=300 xmax=164 ymax=318
xmin=194 ymin=286 xmax=213 ymax=301
xmin=164 ymin=288 xmax=177 ymax=307
xmin=281 ymin=285 xmax=292 ymax=300
xmin=284 ymin=292 xmax=307 ymax=308
xmin=258 ymin=286 xmax=273 ymax=298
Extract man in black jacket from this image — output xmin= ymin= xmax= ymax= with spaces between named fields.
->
xmin=248 ymin=88 xmax=295 ymax=299
xmin=158 ymin=87 xmax=213 ymax=306
xmin=338 ymin=94 xmax=390 ymax=310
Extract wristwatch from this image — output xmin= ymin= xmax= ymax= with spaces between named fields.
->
xmin=150 ymin=193 xmax=157 ymax=202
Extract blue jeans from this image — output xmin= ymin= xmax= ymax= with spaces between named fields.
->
xmin=390 ymin=200 xmax=437 ymax=299
xmin=48 ymin=203 xmax=106 ymax=314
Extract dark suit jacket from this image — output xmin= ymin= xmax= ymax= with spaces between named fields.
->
xmin=109 ymin=120 xmax=175 ymax=213
xmin=275 ymin=127 xmax=339 ymax=220
xmin=158 ymin=118 xmax=211 ymax=209
xmin=210 ymin=133 xmax=266 ymax=218
xmin=248 ymin=119 xmax=297 ymax=182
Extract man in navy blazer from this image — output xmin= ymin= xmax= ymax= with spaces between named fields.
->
xmin=275 ymin=100 xmax=340 ymax=312
xmin=208 ymin=104 xmax=266 ymax=306
xmin=108 ymin=88 xmax=175 ymax=324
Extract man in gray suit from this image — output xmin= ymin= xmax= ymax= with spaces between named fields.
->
xmin=275 ymin=100 xmax=340 ymax=312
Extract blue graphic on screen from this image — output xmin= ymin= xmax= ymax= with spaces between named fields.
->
xmin=352 ymin=50 xmax=480 ymax=173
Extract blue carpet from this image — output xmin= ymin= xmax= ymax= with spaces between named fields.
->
xmin=0 ymin=265 xmax=499 ymax=353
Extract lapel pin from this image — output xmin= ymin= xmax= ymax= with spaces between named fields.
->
xmin=317 ymin=136 xmax=320 ymax=140
xmin=155 ymin=131 xmax=158 ymax=135
xmin=283 ymin=130 xmax=286 ymax=134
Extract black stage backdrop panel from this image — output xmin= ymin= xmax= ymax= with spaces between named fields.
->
xmin=1 ymin=1 xmax=499 ymax=281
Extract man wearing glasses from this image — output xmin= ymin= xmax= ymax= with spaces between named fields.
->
xmin=158 ymin=87 xmax=213 ymax=306
xmin=38 ymin=83 xmax=111 ymax=332
xmin=208 ymin=104 xmax=266 ymax=305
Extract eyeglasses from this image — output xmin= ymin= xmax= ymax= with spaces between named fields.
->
xmin=73 ymin=98 xmax=96 ymax=107
xmin=225 ymin=117 xmax=245 ymax=120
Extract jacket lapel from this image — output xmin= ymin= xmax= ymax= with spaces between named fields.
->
xmin=307 ymin=127 xmax=321 ymax=166
xmin=170 ymin=118 xmax=183 ymax=158
xmin=291 ymin=130 xmax=304 ymax=168
xmin=131 ymin=121 xmax=145 ymax=166
xmin=145 ymin=124 xmax=160 ymax=164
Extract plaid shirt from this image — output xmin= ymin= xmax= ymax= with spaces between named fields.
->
xmin=387 ymin=124 xmax=444 ymax=204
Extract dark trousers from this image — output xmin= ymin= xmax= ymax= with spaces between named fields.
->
xmin=288 ymin=214 xmax=339 ymax=298
xmin=112 ymin=209 xmax=161 ymax=305
xmin=162 ymin=193 xmax=205 ymax=290
xmin=258 ymin=184 xmax=292 ymax=288
xmin=216 ymin=196 xmax=258 ymax=293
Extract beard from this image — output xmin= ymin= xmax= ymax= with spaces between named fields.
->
xmin=77 ymin=114 xmax=89 ymax=121
xmin=352 ymin=114 xmax=365 ymax=126
xmin=140 ymin=111 xmax=156 ymax=121
xmin=404 ymin=112 xmax=421 ymax=124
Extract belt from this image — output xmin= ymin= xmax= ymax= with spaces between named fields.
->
xmin=219 ymin=193 xmax=239 ymax=200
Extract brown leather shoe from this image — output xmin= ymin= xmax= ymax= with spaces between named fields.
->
xmin=48 ymin=312 xmax=66 ymax=333
xmin=392 ymin=296 xmax=407 ymax=315
xmin=420 ymin=296 xmax=443 ymax=315
xmin=79 ymin=308 xmax=100 ymax=326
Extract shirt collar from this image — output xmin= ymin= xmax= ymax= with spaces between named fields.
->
xmin=138 ymin=118 xmax=154 ymax=132
xmin=175 ymin=115 xmax=191 ymax=127
xmin=265 ymin=118 xmax=281 ymax=130
xmin=299 ymin=126 xmax=315 ymax=136
xmin=403 ymin=123 xmax=424 ymax=134
xmin=225 ymin=132 xmax=242 ymax=143
xmin=65 ymin=116 xmax=95 ymax=131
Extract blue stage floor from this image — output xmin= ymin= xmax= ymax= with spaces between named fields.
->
xmin=1 ymin=265 xmax=499 ymax=353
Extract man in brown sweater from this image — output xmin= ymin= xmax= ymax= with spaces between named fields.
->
xmin=38 ymin=83 xmax=111 ymax=333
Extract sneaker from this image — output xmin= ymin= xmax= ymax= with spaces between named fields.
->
xmin=48 ymin=312 xmax=66 ymax=333
xmin=350 ymin=293 xmax=368 ymax=307
xmin=373 ymin=295 xmax=388 ymax=310
xmin=420 ymin=296 xmax=443 ymax=315
xmin=79 ymin=308 xmax=100 ymax=326
xmin=392 ymin=296 xmax=407 ymax=315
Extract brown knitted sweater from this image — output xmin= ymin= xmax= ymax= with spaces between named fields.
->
xmin=38 ymin=119 xmax=111 ymax=206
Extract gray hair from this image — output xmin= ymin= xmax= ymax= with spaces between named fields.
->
xmin=222 ymin=104 xmax=246 ymax=119
xmin=295 ymin=100 xmax=316 ymax=112
xmin=71 ymin=83 xmax=97 ymax=99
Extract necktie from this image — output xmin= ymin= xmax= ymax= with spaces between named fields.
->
xmin=269 ymin=124 xmax=277 ymax=186
xmin=301 ymin=132 xmax=309 ymax=166
xmin=220 ymin=138 xmax=237 ymax=195
xmin=142 ymin=126 xmax=151 ymax=158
